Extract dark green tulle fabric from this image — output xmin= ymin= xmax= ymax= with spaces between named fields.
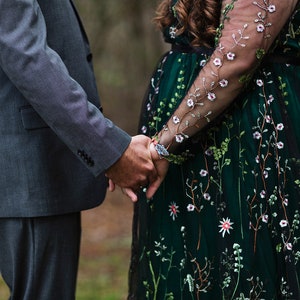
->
xmin=129 ymin=5 xmax=300 ymax=300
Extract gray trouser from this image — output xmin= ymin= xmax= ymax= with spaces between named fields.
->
xmin=0 ymin=213 xmax=81 ymax=300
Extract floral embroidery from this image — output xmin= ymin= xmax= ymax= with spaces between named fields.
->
xmin=262 ymin=214 xmax=269 ymax=223
xmin=256 ymin=79 xmax=264 ymax=86
xmin=141 ymin=125 xmax=147 ymax=134
xmin=199 ymin=169 xmax=208 ymax=177
xmin=207 ymin=92 xmax=216 ymax=101
xmin=175 ymin=134 xmax=184 ymax=143
xmin=169 ymin=26 xmax=177 ymax=39
xmin=253 ymin=131 xmax=262 ymax=139
xmin=186 ymin=98 xmax=194 ymax=108
xmin=276 ymin=141 xmax=284 ymax=149
xmin=276 ymin=123 xmax=284 ymax=130
xmin=257 ymin=23 xmax=266 ymax=32
xmin=153 ymin=0 xmax=280 ymax=148
xmin=219 ymin=79 xmax=229 ymax=87
xmin=280 ymin=220 xmax=289 ymax=227
xmin=219 ymin=217 xmax=234 ymax=237
xmin=187 ymin=204 xmax=195 ymax=212
xmin=135 ymin=2 xmax=300 ymax=299
xmin=226 ymin=52 xmax=236 ymax=60
xmin=213 ymin=57 xmax=222 ymax=66
xmin=203 ymin=193 xmax=211 ymax=201
xmin=253 ymin=1 xmax=276 ymax=36
xmin=169 ymin=202 xmax=180 ymax=220
xmin=172 ymin=115 xmax=180 ymax=124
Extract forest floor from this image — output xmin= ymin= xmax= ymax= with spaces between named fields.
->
xmin=78 ymin=189 xmax=134 ymax=299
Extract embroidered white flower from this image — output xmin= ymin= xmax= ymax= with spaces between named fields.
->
xmin=147 ymin=103 xmax=151 ymax=111
xmin=262 ymin=214 xmax=269 ymax=223
xmin=169 ymin=26 xmax=177 ymax=39
xmin=205 ymin=148 xmax=213 ymax=156
xmin=260 ymin=190 xmax=266 ymax=198
xmin=203 ymin=193 xmax=211 ymax=201
xmin=279 ymin=220 xmax=288 ymax=227
xmin=265 ymin=115 xmax=271 ymax=123
xmin=200 ymin=169 xmax=208 ymax=177
xmin=187 ymin=204 xmax=195 ymax=212
xmin=141 ymin=126 xmax=147 ymax=134
xmin=219 ymin=79 xmax=229 ymax=88
xmin=200 ymin=59 xmax=207 ymax=67
xmin=186 ymin=98 xmax=195 ymax=108
xmin=207 ymin=92 xmax=216 ymax=101
xmin=213 ymin=57 xmax=222 ymax=67
xmin=169 ymin=202 xmax=180 ymax=221
xmin=286 ymin=243 xmax=293 ymax=251
xmin=256 ymin=79 xmax=264 ymax=86
xmin=219 ymin=218 xmax=234 ymax=237
xmin=172 ymin=115 xmax=180 ymax=124
xmin=257 ymin=24 xmax=265 ymax=33
xmin=268 ymin=5 xmax=276 ymax=13
xmin=226 ymin=52 xmax=236 ymax=60
xmin=255 ymin=155 xmax=260 ymax=163
xmin=267 ymin=95 xmax=274 ymax=104
xmin=253 ymin=131 xmax=262 ymax=139
xmin=276 ymin=141 xmax=284 ymax=149
xmin=276 ymin=123 xmax=284 ymax=131
xmin=175 ymin=134 xmax=184 ymax=143
xmin=283 ymin=198 xmax=289 ymax=206
xmin=263 ymin=170 xmax=269 ymax=178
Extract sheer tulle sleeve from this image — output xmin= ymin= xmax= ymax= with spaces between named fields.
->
xmin=156 ymin=0 xmax=298 ymax=152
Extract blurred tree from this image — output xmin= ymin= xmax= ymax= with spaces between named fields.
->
xmin=74 ymin=0 xmax=166 ymax=134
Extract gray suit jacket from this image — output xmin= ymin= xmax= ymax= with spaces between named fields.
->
xmin=0 ymin=0 xmax=131 ymax=217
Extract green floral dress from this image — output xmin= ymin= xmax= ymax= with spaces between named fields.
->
xmin=129 ymin=1 xmax=300 ymax=299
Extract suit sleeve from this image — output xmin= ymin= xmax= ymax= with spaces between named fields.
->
xmin=0 ymin=0 xmax=131 ymax=176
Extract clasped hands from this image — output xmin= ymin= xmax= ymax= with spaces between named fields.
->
xmin=105 ymin=135 xmax=169 ymax=202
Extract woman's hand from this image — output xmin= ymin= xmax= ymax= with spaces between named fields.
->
xmin=108 ymin=179 xmax=139 ymax=202
xmin=145 ymin=142 xmax=169 ymax=199
xmin=108 ymin=141 xmax=169 ymax=201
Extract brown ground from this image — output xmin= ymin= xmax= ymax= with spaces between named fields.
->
xmin=81 ymin=189 xmax=133 ymax=256
xmin=79 ymin=189 xmax=134 ymax=299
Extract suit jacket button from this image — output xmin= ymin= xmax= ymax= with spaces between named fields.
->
xmin=87 ymin=53 xmax=93 ymax=62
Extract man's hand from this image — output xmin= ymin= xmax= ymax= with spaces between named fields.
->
xmin=105 ymin=135 xmax=157 ymax=192
xmin=109 ymin=141 xmax=169 ymax=202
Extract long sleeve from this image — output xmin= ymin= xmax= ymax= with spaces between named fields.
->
xmin=0 ymin=0 xmax=131 ymax=176
xmin=157 ymin=0 xmax=298 ymax=152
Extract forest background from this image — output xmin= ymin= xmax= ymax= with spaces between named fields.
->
xmin=0 ymin=0 xmax=166 ymax=299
